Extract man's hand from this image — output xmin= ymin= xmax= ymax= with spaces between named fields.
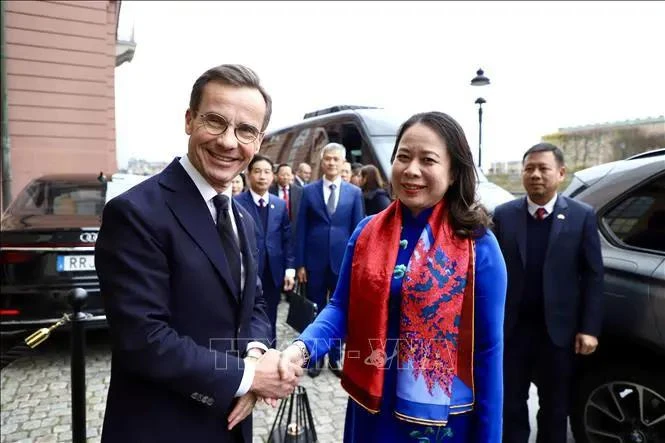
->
xmin=250 ymin=349 xmax=302 ymax=399
xmin=283 ymin=275 xmax=295 ymax=292
xmin=279 ymin=344 xmax=305 ymax=380
xmin=297 ymin=267 xmax=307 ymax=284
xmin=227 ymin=392 xmax=257 ymax=430
xmin=575 ymin=333 xmax=598 ymax=355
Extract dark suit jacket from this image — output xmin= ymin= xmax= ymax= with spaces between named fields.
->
xmin=492 ymin=195 xmax=604 ymax=347
xmin=269 ymin=183 xmax=303 ymax=225
xmin=234 ymin=191 xmax=294 ymax=289
xmin=95 ymin=159 xmax=271 ymax=443
xmin=295 ymin=179 xmax=364 ymax=274
xmin=363 ymin=188 xmax=392 ymax=215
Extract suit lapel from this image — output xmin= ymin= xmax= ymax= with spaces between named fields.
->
xmin=314 ymin=180 xmax=331 ymax=221
xmin=159 ymin=160 xmax=239 ymax=299
xmin=334 ymin=181 xmax=352 ymax=219
xmin=239 ymin=192 xmax=263 ymax=236
xmin=234 ymin=203 xmax=257 ymax=311
xmin=516 ymin=197 xmax=528 ymax=267
xmin=545 ymin=195 xmax=568 ymax=260
xmin=267 ymin=198 xmax=279 ymax=232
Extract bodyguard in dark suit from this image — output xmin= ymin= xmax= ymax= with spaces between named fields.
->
xmin=493 ymin=143 xmax=604 ymax=443
xmin=295 ymin=143 xmax=364 ymax=377
xmin=95 ymin=65 xmax=301 ymax=443
xmin=235 ymin=155 xmax=295 ymax=347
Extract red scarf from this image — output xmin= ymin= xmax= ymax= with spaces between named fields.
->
xmin=341 ymin=199 xmax=475 ymax=416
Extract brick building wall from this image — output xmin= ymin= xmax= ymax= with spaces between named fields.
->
xmin=2 ymin=0 xmax=119 ymax=210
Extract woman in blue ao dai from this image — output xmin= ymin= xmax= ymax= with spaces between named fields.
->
xmin=280 ymin=112 xmax=507 ymax=442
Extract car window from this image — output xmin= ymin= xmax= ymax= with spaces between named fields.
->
xmin=9 ymin=180 xmax=106 ymax=216
xmin=602 ymin=174 xmax=665 ymax=253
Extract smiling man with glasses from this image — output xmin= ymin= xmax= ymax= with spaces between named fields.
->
xmin=95 ymin=64 xmax=303 ymax=443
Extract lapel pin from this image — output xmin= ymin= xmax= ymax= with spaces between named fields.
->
xmin=270 ymin=204 xmax=275 ymax=209
xmin=557 ymin=214 xmax=565 ymax=220
xmin=239 ymin=213 xmax=243 ymax=218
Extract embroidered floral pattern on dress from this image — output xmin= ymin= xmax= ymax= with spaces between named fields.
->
xmin=399 ymin=238 xmax=467 ymax=397
xmin=409 ymin=426 xmax=454 ymax=441
xmin=393 ymin=264 xmax=407 ymax=279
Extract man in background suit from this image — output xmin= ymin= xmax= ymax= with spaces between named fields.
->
xmin=95 ymin=64 xmax=301 ymax=443
xmin=235 ymin=155 xmax=295 ymax=347
xmin=295 ymin=143 xmax=365 ymax=377
xmin=493 ymin=143 xmax=604 ymax=443
xmin=269 ymin=163 xmax=303 ymax=227
xmin=294 ymin=162 xmax=312 ymax=187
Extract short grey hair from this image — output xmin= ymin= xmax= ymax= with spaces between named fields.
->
xmin=320 ymin=142 xmax=346 ymax=160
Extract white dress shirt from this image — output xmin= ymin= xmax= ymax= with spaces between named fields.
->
xmin=248 ymin=190 xmax=296 ymax=279
xmin=526 ymin=193 xmax=558 ymax=219
xmin=322 ymin=176 xmax=343 ymax=212
xmin=180 ymin=155 xmax=266 ymax=397
xmin=278 ymin=185 xmax=289 ymax=201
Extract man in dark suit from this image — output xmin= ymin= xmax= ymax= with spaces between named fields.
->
xmin=235 ymin=155 xmax=295 ymax=347
xmin=493 ymin=143 xmax=604 ymax=443
xmin=269 ymin=163 xmax=303 ymax=227
xmin=293 ymin=162 xmax=311 ymax=187
xmin=295 ymin=142 xmax=365 ymax=377
xmin=95 ymin=64 xmax=301 ymax=443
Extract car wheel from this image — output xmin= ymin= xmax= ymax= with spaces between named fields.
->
xmin=571 ymin=363 xmax=665 ymax=443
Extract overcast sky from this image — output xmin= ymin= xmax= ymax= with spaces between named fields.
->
xmin=114 ymin=1 xmax=665 ymax=169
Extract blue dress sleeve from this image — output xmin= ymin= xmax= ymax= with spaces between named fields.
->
xmin=471 ymin=230 xmax=507 ymax=443
xmin=298 ymin=216 xmax=373 ymax=363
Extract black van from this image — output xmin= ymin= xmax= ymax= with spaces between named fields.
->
xmin=260 ymin=105 xmax=514 ymax=212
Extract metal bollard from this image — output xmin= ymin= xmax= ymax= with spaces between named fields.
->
xmin=69 ymin=288 xmax=88 ymax=443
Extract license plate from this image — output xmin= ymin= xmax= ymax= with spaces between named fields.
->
xmin=57 ymin=255 xmax=96 ymax=272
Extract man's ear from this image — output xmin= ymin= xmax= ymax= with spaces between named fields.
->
xmin=185 ymin=109 xmax=194 ymax=135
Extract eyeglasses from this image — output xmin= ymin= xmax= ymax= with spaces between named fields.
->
xmin=197 ymin=112 xmax=263 ymax=144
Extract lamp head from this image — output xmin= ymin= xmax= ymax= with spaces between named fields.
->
xmin=471 ymin=68 xmax=490 ymax=86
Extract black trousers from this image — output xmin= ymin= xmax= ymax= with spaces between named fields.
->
xmin=503 ymin=321 xmax=575 ymax=443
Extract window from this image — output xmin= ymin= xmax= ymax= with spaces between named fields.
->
xmin=603 ymin=174 xmax=665 ymax=253
xmin=9 ymin=180 xmax=106 ymax=216
xmin=260 ymin=133 xmax=290 ymax=164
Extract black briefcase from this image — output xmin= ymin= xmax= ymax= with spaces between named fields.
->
xmin=286 ymin=283 xmax=318 ymax=333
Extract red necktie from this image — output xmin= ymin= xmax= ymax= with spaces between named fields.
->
xmin=282 ymin=186 xmax=290 ymax=217
xmin=535 ymin=207 xmax=547 ymax=221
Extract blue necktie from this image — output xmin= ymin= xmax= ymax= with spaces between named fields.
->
xmin=258 ymin=198 xmax=268 ymax=231
xmin=327 ymin=184 xmax=337 ymax=215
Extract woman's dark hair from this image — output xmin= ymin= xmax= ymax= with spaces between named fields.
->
xmin=236 ymin=172 xmax=247 ymax=188
xmin=359 ymin=164 xmax=384 ymax=193
xmin=391 ymin=111 xmax=492 ymax=238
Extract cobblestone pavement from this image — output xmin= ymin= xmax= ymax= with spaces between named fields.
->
xmin=0 ymin=300 xmax=346 ymax=443
xmin=1 ymin=299 xmax=572 ymax=443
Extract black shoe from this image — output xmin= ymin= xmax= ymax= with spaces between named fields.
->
xmin=328 ymin=358 xmax=342 ymax=378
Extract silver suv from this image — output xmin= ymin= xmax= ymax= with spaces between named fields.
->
xmin=261 ymin=106 xmax=514 ymax=212
xmin=563 ymin=148 xmax=665 ymax=443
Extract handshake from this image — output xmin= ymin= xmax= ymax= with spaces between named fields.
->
xmin=227 ymin=343 xmax=307 ymax=430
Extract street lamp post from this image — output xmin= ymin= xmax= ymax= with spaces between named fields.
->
xmin=475 ymin=97 xmax=486 ymax=168
xmin=470 ymin=68 xmax=490 ymax=168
